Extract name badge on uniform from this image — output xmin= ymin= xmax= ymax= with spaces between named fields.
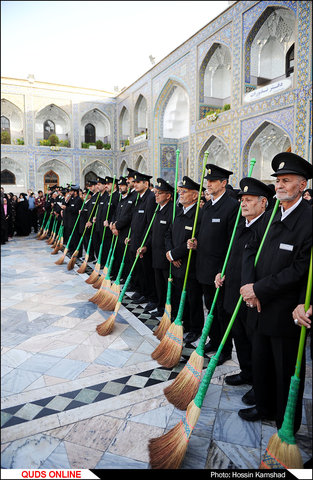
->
xmin=212 ymin=218 xmax=220 ymax=223
xmin=185 ymin=226 xmax=192 ymax=230
xmin=100 ymin=202 xmax=104 ymax=205
xmin=138 ymin=210 xmax=144 ymax=213
xmin=92 ymin=201 xmax=96 ymax=204
xmin=279 ymin=243 xmax=294 ymax=251
xmin=160 ymin=220 xmax=167 ymax=224
xmin=128 ymin=200 xmax=133 ymax=204
xmin=70 ymin=204 xmax=74 ymax=206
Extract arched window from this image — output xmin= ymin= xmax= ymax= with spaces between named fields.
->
xmin=286 ymin=44 xmax=294 ymax=77
xmin=1 ymin=116 xmax=10 ymax=133
xmin=1 ymin=169 xmax=16 ymax=184
xmin=44 ymin=170 xmax=59 ymax=192
xmin=85 ymin=171 xmax=97 ymax=186
xmin=85 ymin=123 xmax=96 ymax=143
xmin=44 ymin=119 xmax=55 ymax=139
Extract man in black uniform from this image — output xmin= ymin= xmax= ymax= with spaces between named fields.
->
xmin=239 ymin=152 xmax=312 ymax=433
xmin=64 ymin=185 xmax=83 ymax=255
xmin=78 ymin=189 xmax=92 ymax=258
xmin=128 ymin=171 xmax=157 ymax=306
xmin=93 ymin=176 xmax=108 ymax=265
xmin=61 ymin=187 xmax=72 ymax=245
xmin=188 ymin=164 xmax=238 ymax=363
xmin=138 ymin=178 xmax=174 ymax=316
xmin=83 ymin=181 xmax=99 ymax=263
xmin=111 ymin=176 xmax=135 ymax=279
xmin=165 ymin=176 xmax=204 ymax=343
xmin=215 ymin=178 xmax=273 ymax=401
xmin=101 ymin=176 xmax=119 ymax=268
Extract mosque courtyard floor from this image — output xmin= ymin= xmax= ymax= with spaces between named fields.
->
xmin=1 ymin=234 xmax=312 ymax=472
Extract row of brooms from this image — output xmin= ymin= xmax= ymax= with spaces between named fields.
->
xmin=39 ymin=154 xmax=311 ymax=470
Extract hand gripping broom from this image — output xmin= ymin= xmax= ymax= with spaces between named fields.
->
xmin=67 ymin=193 xmax=100 ymax=270
xmin=151 ymin=151 xmax=208 ymax=368
xmin=164 ymin=158 xmax=257 ymax=409
xmin=85 ymin=178 xmax=116 ymax=284
xmin=148 ymin=197 xmax=280 ymax=469
xmin=96 ymin=203 xmax=160 ymax=336
xmin=77 ymin=204 xmax=99 ymax=273
xmin=154 ymin=149 xmax=180 ymax=340
xmin=55 ymin=188 xmax=91 ymax=265
xmin=95 ymin=193 xmax=141 ymax=309
xmin=260 ymin=248 xmax=312 ymax=469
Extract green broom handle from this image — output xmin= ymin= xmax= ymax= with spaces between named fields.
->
xmin=196 ymin=158 xmax=256 ymax=352
xmin=64 ymin=188 xmax=91 ymax=249
xmin=117 ymin=204 xmax=160 ymax=301
xmin=97 ymin=176 xmax=116 ymax=265
xmin=39 ymin=193 xmax=49 ymax=229
xmin=114 ymin=193 xmax=140 ymax=284
xmin=173 ymin=151 xmax=208 ymax=324
xmin=105 ymin=235 xmax=119 ymax=279
xmin=194 ymin=198 xmax=280 ymax=408
xmin=103 ymin=192 xmax=122 ymax=270
xmin=86 ymin=204 xmax=99 ymax=255
xmin=72 ymin=192 xmax=101 ymax=252
xmin=278 ymin=248 xmax=312 ymax=445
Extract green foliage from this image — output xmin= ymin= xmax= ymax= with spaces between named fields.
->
xmin=96 ymin=140 xmax=104 ymax=149
xmin=81 ymin=142 xmax=88 ymax=148
xmin=103 ymin=143 xmax=111 ymax=150
xmin=59 ymin=140 xmax=70 ymax=147
xmin=48 ymin=134 xmax=59 ymax=146
xmin=16 ymin=138 xmax=24 ymax=145
xmin=223 ymin=104 xmax=231 ymax=111
xmin=1 ymin=131 xmax=11 ymax=144
xmin=40 ymin=139 xmax=51 ymax=146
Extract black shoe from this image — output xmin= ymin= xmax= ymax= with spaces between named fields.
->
xmin=238 ymin=406 xmax=275 ymax=422
xmin=132 ymin=295 xmax=147 ymax=304
xmin=184 ymin=332 xmax=200 ymax=344
xmin=131 ymin=292 xmax=142 ymax=301
xmin=204 ymin=341 xmax=218 ymax=354
xmin=144 ymin=302 xmax=158 ymax=312
xmin=151 ymin=309 xmax=164 ymax=317
xmin=225 ymin=373 xmax=253 ymax=386
xmin=215 ymin=352 xmax=231 ymax=366
xmin=241 ymin=388 xmax=255 ymax=406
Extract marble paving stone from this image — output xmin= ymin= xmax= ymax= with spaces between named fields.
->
xmin=44 ymin=358 xmax=89 ymax=380
xmin=214 ymin=409 xmax=261 ymax=448
xmin=1 ymin=348 xmax=34 ymax=369
xmin=129 ymin=404 xmax=174 ymax=428
xmin=0 ymin=433 xmax=61 ymax=468
xmin=96 ymin=451 xmax=147 ymax=469
xmin=1 ymin=369 xmax=43 ymax=395
xmin=181 ymin=434 xmax=211 ymax=469
xmin=41 ymin=441 xmax=71 ymax=468
xmin=94 ymin=348 xmax=133 ymax=368
xmin=64 ymin=441 xmax=104 ymax=469
xmin=18 ymin=353 xmax=62 ymax=374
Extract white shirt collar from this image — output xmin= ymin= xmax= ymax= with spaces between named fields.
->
xmin=211 ymin=190 xmax=226 ymax=205
xmin=183 ymin=202 xmax=196 ymax=214
xmin=281 ymin=197 xmax=302 ymax=221
xmin=245 ymin=211 xmax=264 ymax=228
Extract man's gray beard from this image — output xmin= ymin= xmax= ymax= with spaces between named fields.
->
xmin=276 ymin=191 xmax=300 ymax=202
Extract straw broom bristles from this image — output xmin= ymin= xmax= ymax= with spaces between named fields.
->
xmin=67 ymin=250 xmax=79 ymax=270
xmin=98 ymin=283 xmax=119 ymax=310
xmin=163 ymin=349 xmax=203 ymax=410
xmin=96 ymin=302 xmax=121 ymax=336
xmin=77 ymin=254 xmax=89 ymax=273
xmin=148 ymin=399 xmax=201 ymax=469
xmin=151 ymin=322 xmax=183 ymax=368
xmin=85 ymin=262 xmax=101 ymax=284
xmin=51 ymin=236 xmax=63 ymax=255
xmin=92 ymin=272 xmax=106 ymax=289
xmin=153 ymin=303 xmax=171 ymax=340
xmin=55 ymin=247 xmax=68 ymax=265
xmin=260 ymin=433 xmax=302 ymax=469
xmin=92 ymin=277 xmax=111 ymax=306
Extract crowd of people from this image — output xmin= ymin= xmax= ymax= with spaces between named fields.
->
xmin=1 ymin=152 xmax=312 ymax=454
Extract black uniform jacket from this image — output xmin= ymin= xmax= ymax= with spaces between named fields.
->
xmin=241 ymin=199 xmax=312 ymax=338
xmin=113 ymin=190 xmax=138 ymax=242
xmin=146 ymin=200 xmax=173 ymax=270
xmin=165 ymin=203 xmax=202 ymax=279
xmin=129 ymin=188 xmax=156 ymax=253
xmin=223 ymin=213 xmax=265 ymax=314
xmin=66 ymin=195 xmax=83 ymax=230
xmin=196 ymin=191 xmax=239 ymax=285
xmin=95 ymin=190 xmax=119 ymax=232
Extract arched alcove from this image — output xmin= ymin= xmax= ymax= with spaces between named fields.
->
xmin=1 ymin=156 xmax=27 ymax=193
xmin=244 ymin=7 xmax=296 ymax=96
xmin=1 ymin=99 xmax=24 ymax=144
xmin=81 ymin=160 xmax=112 ymax=186
xmin=81 ymin=109 xmax=111 ymax=146
xmin=199 ymin=43 xmax=231 ymax=118
xmin=134 ymin=94 xmax=148 ymax=138
xmin=36 ymin=159 xmax=71 ymax=192
xmin=35 ymin=104 xmax=71 ymax=145
xmin=199 ymin=135 xmax=230 ymax=173
xmin=243 ymin=122 xmax=291 ymax=182
xmin=119 ymin=106 xmax=130 ymax=148
xmin=119 ymin=160 xmax=128 ymax=176
xmin=134 ymin=155 xmax=147 ymax=173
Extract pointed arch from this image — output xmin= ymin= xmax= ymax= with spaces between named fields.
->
xmin=35 ymin=104 xmax=71 ymax=144
xmin=81 ymin=108 xmax=111 ymax=145
xmin=1 ymin=98 xmax=24 ymax=143
xmin=199 ymin=135 xmax=230 ymax=172
xmin=134 ymin=94 xmax=148 ymax=137
xmin=242 ymin=121 xmax=291 ymax=182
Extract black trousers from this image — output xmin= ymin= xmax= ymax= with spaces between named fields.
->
xmin=229 ymin=305 xmax=252 ymax=381
xmin=172 ymin=276 xmax=204 ymax=334
xmin=252 ymin=331 xmax=305 ymax=433
xmin=154 ymin=267 xmax=169 ymax=311
xmin=83 ymin=227 xmax=95 ymax=261
xmin=129 ymin=249 xmax=157 ymax=302
xmin=201 ymin=283 xmax=233 ymax=355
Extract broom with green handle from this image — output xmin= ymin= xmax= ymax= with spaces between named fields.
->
xmin=55 ymin=188 xmax=91 ymax=265
xmin=39 ymin=207 xmax=54 ymax=240
xmin=67 ymin=192 xmax=101 ymax=270
xmin=260 ymin=247 xmax=312 ymax=469
xmin=164 ymin=158 xmax=256 ymax=409
xmin=77 ymin=204 xmax=99 ymax=274
xmin=85 ymin=177 xmax=116 ymax=283
xmin=96 ymin=203 xmax=160 ymax=336
xmin=149 ymin=197 xmax=280 ymax=469
xmin=51 ymin=224 xmax=64 ymax=255
xmin=151 ymin=151 xmax=208 ymax=368
xmin=47 ymin=216 xmax=58 ymax=244
xmin=92 ymin=234 xmax=116 ymax=289
xmin=89 ymin=234 xmax=118 ymax=303
xmin=154 ymin=148 xmax=180 ymax=340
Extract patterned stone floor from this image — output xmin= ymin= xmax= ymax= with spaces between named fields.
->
xmin=1 ymin=234 xmax=312 ymax=470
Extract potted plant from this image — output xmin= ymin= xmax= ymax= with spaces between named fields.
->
xmin=1 ymin=131 xmax=11 ymax=144
xmin=48 ymin=134 xmax=59 ymax=146
xmin=96 ymin=140 xmax=104 ymax=149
